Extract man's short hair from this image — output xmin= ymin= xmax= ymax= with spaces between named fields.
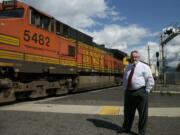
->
xmin=131 ymin=50 xmax=139 ymax=55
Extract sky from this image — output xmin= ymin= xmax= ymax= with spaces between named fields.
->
xmin=1 ymin=0 xmax=179 ymax=69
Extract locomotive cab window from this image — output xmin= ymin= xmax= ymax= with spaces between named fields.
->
xmin=55 ymin=21 xmax=70 ymax=37
xmin=56 ymin=21 xmax=61 ymax=35
xmin=0 ymin=8 xmax=24 ymax=18
xmin=62 ymin=24 xmax=69 ymax=37
xmin=68 ymin=45 xmax=75 ymax=57
xmin=30 ymin=8 xmax=52 ymax=32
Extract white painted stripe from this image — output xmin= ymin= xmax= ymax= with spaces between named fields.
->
xmin=0 ymin=103 xmax=180 ymax=117
xmin=148 ymin=108 xmax=180 ymax=117
xmin=0 ymin=104 xmax=100 ymax=115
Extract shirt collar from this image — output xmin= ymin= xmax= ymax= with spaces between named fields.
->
xmin=131 ymin=61 xmax=139 ymax=66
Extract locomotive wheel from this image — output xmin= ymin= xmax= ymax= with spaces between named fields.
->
xmin=56 ymin=85 xmax=68 ymax=95
xmin=0 ymin=89 xmax=16 ymax=103
xmin=71 ymin=77 xmax=79 ymax=93
xmin=30 ymin=86 xmax=47 ymax=99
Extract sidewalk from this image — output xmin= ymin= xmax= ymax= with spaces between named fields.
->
xmin=152 ymin=84 xmax=180 ymax=94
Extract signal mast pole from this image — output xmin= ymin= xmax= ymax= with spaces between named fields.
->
xmin=148 ymin=46 xmax=150 ymax=66
xmin=160 ymin=25 xmax=180 ymax=86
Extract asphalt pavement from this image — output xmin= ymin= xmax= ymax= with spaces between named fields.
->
xmin=0 ymin=86 xmax=179 ymax=135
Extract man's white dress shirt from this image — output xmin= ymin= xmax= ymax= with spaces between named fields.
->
xmin=123 ymin=61 xmax=155 ymax=92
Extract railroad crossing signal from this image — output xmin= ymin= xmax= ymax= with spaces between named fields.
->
xmin=160 ymin=25 xmax=180 ymax=86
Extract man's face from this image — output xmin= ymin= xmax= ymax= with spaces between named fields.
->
xmin=131 ymin=52 xmax=140 ymax=64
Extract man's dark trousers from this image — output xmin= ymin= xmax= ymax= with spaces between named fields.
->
xmin=123 ymin=87 xmax=148 ymax=135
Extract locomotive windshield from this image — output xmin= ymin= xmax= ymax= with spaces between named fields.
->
xmin=0 ymin=8 xmax=24 ymax=18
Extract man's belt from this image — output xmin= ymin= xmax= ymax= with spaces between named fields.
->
xmin=126 ymin=86 xmax=146 ymax=91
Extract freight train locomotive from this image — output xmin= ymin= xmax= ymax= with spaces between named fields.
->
xmin=0 ymin=0 xmax=127 ymax=103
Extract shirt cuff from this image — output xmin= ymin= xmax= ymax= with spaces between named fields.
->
xmin=146 ymin=88 xmax=151 ymax=93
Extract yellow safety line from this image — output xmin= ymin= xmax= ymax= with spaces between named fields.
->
xmin=98 ymin=106 xmax=120 ymax=115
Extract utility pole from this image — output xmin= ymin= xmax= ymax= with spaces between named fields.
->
xmin=147 ymin=46 xmax=150 ymax=66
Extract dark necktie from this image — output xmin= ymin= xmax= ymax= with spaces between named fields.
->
xmin=127 ymin=64 xmax=136 ymax=90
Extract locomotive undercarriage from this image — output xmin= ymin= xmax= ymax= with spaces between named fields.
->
xmin=0 ymin=67 xmax=120 ymax=104
xmin=0 ymin=66 xmax=78 ymax=103
xmin=0 ymin=60 xmax=120 ymax=104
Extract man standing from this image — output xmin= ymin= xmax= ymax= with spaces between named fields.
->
xmin=122 ymin=50 xmax=154 ymax=135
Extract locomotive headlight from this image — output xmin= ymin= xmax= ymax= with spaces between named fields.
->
xmin=2 ymin=0 xmax=17 ymax=9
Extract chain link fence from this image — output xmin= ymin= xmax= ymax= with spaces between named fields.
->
xmin=165 ymin=72 xmax=180 ymax=85
xmin=153 ymin=72 xmax=180 ymax=92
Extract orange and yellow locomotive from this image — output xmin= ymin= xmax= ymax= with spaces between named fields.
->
xmin=0 ymin=0 xmax=127 ymax=103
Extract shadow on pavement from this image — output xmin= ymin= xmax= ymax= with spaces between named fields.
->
xmin=87 ymin=118 xmax=138 ymax=135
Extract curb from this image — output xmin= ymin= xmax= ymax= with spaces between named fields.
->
xmin=151 ymin=91 xmax=180 ymax=94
